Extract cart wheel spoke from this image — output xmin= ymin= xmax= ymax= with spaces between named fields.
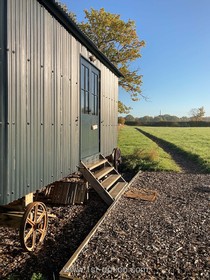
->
xmin=27 ymin=217 xmax=35 ymax=227
xmin=34 ymin=204 xmax=38 ymax=222
xmin=20 ymin=202 xmax=48 ymax=252
xmin=24 ymin=227 xmax=34 ymax=243
xmin=37 ymin=212 xmax=45 ymax=224
xmin=37 ymin=228 xmax=44 ymax=235
xmin=32 ymin=230 xmax=37 ymax=248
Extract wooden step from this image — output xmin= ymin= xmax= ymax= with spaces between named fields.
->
xmin=85 ymin=159 xmax=107 ymax=171
xmin=109 ymin=182 xmax=128 ymax=199
xmin=101 ymin=174 xmax=121 ymax=190
xmin=80 ymin=154 xmax=127 ymax=206
xmin=94 ymin=166 xmax=114 ymax=180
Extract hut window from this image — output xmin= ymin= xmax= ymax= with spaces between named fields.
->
xmin=91 ymin=72 xmax=99 ymax=115
xmin=81 ymin=58 xmax=99 ymax=115
xmin=81 ymin=64 xmax=90 ymax=114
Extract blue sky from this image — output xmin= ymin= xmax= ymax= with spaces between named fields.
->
xmin=61 ymin=0 xmax=210 ymax=118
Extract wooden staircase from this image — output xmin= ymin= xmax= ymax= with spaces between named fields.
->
xmin=80 ymin=155 xmax=127 ymax=205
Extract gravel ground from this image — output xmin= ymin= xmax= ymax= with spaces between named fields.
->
xmin=68 ymin=172 xmax=210 ymax=279
xmin=0 ymin=191 xmax=108 ymax=279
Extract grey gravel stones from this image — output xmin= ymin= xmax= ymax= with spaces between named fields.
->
xmin=0 ymin=171 xmax=209 ymax=279
xmin=70 ymin=172 xmax=210 ymax=279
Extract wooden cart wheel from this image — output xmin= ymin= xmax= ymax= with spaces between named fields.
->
xmin=112 ymin=147 xmax=122 ymax=170
xmin=20 ymin=202 xmax=48 ymax=251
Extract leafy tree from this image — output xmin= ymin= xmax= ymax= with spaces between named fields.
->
xmin=118 ymin=117 xmax=125 ymax=125
xmin=118 ymin=101 xmax=132 ymax=114
xmin=198 ymin=106 xmax=205 ymax=119
xmin=160 ymin=114 xmax=179 ymax=122
xmin=125 ymin=114 xmax=135 ymax=122
xmin=180 ymin=116 xmax=189 ymax=122
xmin=139 ymin=116 xmax=154 ymax=123
xmin=189 ymin=106 xmax=205 ymax=121
xmin=153 ymin=115 xmax=164 ymax=122
xmin=55 ymin=4 xmax=145 ymax=111
xmin=78 ymin=8 xmax=145 ymax=106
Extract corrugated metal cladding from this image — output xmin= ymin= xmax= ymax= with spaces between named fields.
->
xmin=1 ymin=0 xmax=119 ymax=205
xmin=100 ymin=66 xmax=118 ymax=155
xmin=0 ymin=0 xmax=8 ymax=206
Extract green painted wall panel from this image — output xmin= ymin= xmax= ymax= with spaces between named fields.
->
xmin=0 ymin=0 xmax=8 ymax=205
xmin=0 ymin=0 xmax=119 ymax=205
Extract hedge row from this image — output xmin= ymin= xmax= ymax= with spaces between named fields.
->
xmin=125 ymin=121 xmax=210 ymax=127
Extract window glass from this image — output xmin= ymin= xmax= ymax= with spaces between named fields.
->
xmin=81 ymin=65 xmax=85 ymax=90
xmin=81 ymin=89 xmax=85 ymax=113
xmin=81 ymin=59 xmax=99 ymax=115
xmin=93 ymin=73 xmax=99 ymax=115
xmin=95 ymin=75 xmax=98 ymax=115
xmin=85 ymin=67 xmax=89 ymax=91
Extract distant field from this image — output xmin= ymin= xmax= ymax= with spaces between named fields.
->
xmin=139 ymin=126 xmax=210 ymax=172
xmin=117 ymin=125 xmax=180 ymax=172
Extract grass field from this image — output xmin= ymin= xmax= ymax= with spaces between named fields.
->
xmin=139 ymin=126 xmax=210 ymax=172
xmin=118 ymin=125 xmax=180 ymax=173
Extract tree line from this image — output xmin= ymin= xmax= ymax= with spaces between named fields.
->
xmin=119 ymin=107 xmax=210 ymax=127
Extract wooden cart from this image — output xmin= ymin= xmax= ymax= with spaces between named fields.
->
xmin=0 ymin=193 xmax=48 ymax=252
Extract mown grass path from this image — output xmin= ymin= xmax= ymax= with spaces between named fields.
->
xmin=139 ymin=127 xmax=210 ymax=173
xmin=118 ymin=126 xmax=180 ymax=173
xmin=136 ymin=128 xmax=204 ymax=173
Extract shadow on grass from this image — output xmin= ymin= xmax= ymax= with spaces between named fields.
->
xmin=136 ymin=128 xmax=209 ymax=174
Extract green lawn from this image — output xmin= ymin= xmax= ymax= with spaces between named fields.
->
xmin=118 ymin=125 xmax=180 ymax=172
xmin=139 ymin=126 xmax=210 ymax=172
